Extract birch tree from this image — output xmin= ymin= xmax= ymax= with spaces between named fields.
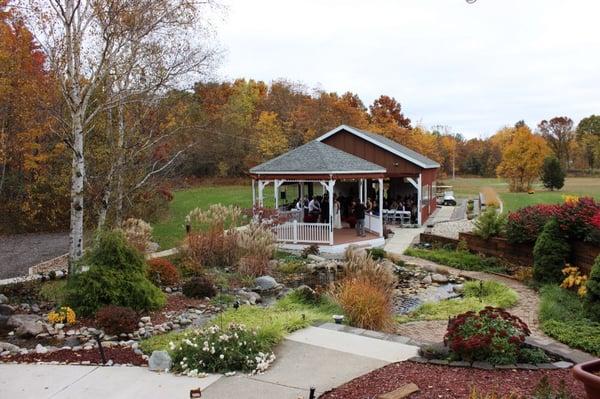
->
xmin=17 ymin=0 xmax=218 ymax=270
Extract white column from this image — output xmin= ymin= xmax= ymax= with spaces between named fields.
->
xmin=358 ymin=179 xmax=363 ymax=203
xmin=378 ymin=178 xmax=384 ymax=237
xmin=252 ymin=179 xmax=256 ymax=207
xmin=328 ymin=179 xmax=335 ymax=245
xmin=274 ymin=179 xmax=279 ymax=210
xmin=258 ymin=180 xmax=264 ymax=207
xmin=417 ymin=174 xmax=422 ymax=225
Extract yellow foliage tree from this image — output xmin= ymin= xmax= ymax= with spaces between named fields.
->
xmin=256 ymin=111 xmax=288 ymax=160
xmin=496 ymin=126 xmax=550 ymax=192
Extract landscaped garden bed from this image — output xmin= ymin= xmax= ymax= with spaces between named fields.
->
xmin=319 ymin=361 xmax=585 ymax=398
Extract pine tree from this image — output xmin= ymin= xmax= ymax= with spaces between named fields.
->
xmin=533 ymin=218 xmax=569 ymax=284
xmin=585 ymin=255 xmax=600 ymax=322
xmin=541 ymin=157 xmax=565 ymax=191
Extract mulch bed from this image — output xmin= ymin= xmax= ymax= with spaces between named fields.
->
xmin=1 ymin=347 xmax=147 ymax=366
xmin=320 ymin=362 xmax=585 ymax=399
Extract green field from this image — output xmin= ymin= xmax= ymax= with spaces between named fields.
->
xmin=152 ymin=183 xmax=300 ymax=249
xmin=444 ymin=177 xmax=600 ymax=212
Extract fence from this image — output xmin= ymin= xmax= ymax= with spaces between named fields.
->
xmin=272 ymin=221 xmax=330 ymax=244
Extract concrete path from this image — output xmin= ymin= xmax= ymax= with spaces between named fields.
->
xmin=0 ymin=324 xmax=419 ymax=399
xmin=383 ymin=226 xmax=424 ymax=254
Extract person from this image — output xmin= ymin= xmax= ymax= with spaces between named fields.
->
xmin=321 ymin=195 xmax=330 ymax=224
xmin=353 ymin=199 xmax=366 ymax=237
xmin=333 ymin=194 xmax=342 ymax=229
xmin=365 ymin=197 xmax=373 ymax=213
xmin=309 ymin=196 xmax=321 ymax=219
xmin=295 ymin=197 xmax=304 ymax=211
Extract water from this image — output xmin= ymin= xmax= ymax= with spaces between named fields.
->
xmin=394 ymin=283 xmax=460 ymax=314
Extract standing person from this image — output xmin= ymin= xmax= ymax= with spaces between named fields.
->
xmin=353 ymin=199 xmax=366 ymax=237
xmin=333 ymin=194 xmax=342 ymax=229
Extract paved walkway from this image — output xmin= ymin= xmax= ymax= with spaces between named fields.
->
xmin=383 ymin=227 xmax=424 ymax=254
xmin=0 ymin=324 xmax=419 ymax=399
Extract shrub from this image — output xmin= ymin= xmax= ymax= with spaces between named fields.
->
xmin=533 ymin=219 xmax=569 ymax=284
xmin=558 ymin=196 xmax=600 ymax=242
xmin=456 ymin=239 xmax=469 ymax=252
xmin=96 ymin=305 xmax=139 ymax=335
xmin=518 ymin=347 xmax=550 ymax=364
xmin=444 ymin=307 xmax=531 ymax=365
xmin=122 ymin=218 xmax=153 ymax=253
xmin=585 ymin=254 xmax=600 ymax=322
xmin=366 ymin=247 xmax=386 ymax=260
xmin=237 ymin=224 xmax=276 ymax=276
xmin=342 ymin=249 xmax=396 ymax=296
xmin=39 ymin=280 xmax=67 ymax=304
xmin=170 ymin=323 xmax=276 ymax=375
xmin=541 ymin=157 xmax=565 ymax=191
xmin=404 ymin=248 xmax=507 ymax=273
xmin=333 ymin=277 xmax=394 ymax=331
xmin=147 ymin=258 xmax=180 ymax=287
xmin=185 ymin=204 xmax=243 ymax=233
xmin=47 ymin=306 xmax=76 ymax=325
xmin=506 ymin=204 xmax=560 ymax=244
xmin=560 ymin=265 xmax=587 ymax=297
xmin=473 ymin=207 xmax=506 ymax=240
xmin=64 ymin=230 xmax=166 ymax=316
xmin=185 ymin=230 xmax=240 ymax=269
xmin=182 ymin=275 xmax=217 ymax=299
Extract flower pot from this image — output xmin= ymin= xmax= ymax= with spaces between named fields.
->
xmin=573 ymin=359 xmax=600 ymax=399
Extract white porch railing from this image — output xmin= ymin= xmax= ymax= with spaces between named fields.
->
xmin=272 ymin=221 xmax=330 ymax=244
xmin=365 ymin=213 xmax=382 ymax=235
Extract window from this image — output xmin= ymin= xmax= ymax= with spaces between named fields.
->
xmin=422 ymin=184 xmax=430 ymax=205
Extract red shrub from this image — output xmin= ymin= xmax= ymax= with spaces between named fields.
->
xmin=147 ymin=258 xmax=180 ymax=287
xmin=506 ymin=204 xmax=560 ymax=243
xmin=96 ymin=305 xmax=139 ymax=335
xmin=444 ymin=307 xmax=530 ymax=364
xmin=555 ymin=197 xmax=600 ymax=241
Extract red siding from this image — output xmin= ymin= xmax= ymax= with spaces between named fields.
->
xmin=420 ymin=168 xmax=438 ymax=224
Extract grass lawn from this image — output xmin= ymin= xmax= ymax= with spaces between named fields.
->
xmin=539 ymin=284 xmax=600 ymax=356
xmin=397 ymin=280 xmax=518 ymax=323
xmin=139 ymin=291 xmax=340 ymax=354
xmin=404 ymin=247 xmax=507 ymax=273
xmin=445 ymin=177 xmax=600 ymax=212
xmin=152 ymin=184 xmax=301 ymax=249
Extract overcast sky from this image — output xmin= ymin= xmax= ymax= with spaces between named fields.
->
xmin=214 ymin=0 xmax=600 ymax=138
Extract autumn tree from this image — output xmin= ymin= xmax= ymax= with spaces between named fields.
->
xmin=496 ymin=125 xmax=550 ymax=192
xmin=576 ymin=115 xmax=600 ymax=172
xmin=256 ymin=111 xmax=288 ymax=160
xmin=538 ymin=117 xmax=575 ymax=169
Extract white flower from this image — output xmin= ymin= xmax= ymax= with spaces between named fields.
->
xmin=219 ymin=354 xmax=224 ymax=359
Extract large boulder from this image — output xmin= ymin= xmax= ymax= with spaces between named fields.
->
xmin=0 ymin=342 xmax=20 ymax=354
xmin=148 ymin=350 xmax=172 ymax=371
xmin=7 ymin=314 xmax=44 ymax=337
xmin=431 ymin=273 xmax=449 ymax=284
xmin=237 ymin=290 xmax=262 ymax=305
xmin=0 ymin=304 xmax=14 ymax=316
xmin=254 ymin=276 xmax=282 ymax=292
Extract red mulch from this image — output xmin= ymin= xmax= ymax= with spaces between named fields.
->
xmin=2 ymin=347 xmax=146 ymax=366
xmin=147 ymin=293 xmax=208 ymax=324
xmin=319 ymin=362 xmax=585 ymax=399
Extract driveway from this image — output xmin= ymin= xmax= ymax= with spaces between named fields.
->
xmin=0 ymin=232 xmax=69 ymax=279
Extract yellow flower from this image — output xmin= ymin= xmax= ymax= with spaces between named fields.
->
xmin=563 ymin=195 xmax=579 ymax=205
xmin=47 ymin=306 xmax=76 ymax=325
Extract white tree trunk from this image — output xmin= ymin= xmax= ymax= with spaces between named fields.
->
xmin=114 ymin=102 xmax=126 ymax=226
xmin=69 ymin=110 xmax=85 ymax=270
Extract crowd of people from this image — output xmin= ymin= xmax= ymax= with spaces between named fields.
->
xmin=288 ymin=191 xmax=418 ymax=236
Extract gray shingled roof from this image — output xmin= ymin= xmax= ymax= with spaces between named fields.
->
xmin=318 ymin=125 xmax=440 ymax=169
xmin=250 ymin=140 xmax=386 ymax=174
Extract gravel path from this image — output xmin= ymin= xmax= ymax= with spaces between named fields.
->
xmin=0 ymin=232 xmax=68 ymax=279
xmin=429 ymin=219 xmax=474 ymax=239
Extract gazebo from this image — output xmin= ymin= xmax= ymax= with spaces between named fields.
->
xmin=249 ymin=140 xmax=387 ymax=252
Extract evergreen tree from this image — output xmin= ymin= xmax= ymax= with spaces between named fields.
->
xmin=540 ymin=157 xmax=565 ymax=191
xmin=585 ymin=254 xmax=600 ymax=322
xmin=533 ymin=218 xmax=569 ymax=284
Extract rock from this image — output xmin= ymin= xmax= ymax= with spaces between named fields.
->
xmin=7 ymin=314 xmax=44 ymax=337
xmin=453 ymin=284 xmax=465 ymax=294
xmin=420 ymin=275 xmax=432 ymax=284
xmin=376 ymin=383 xmax=420 ymax=399
xmin=307 ymin=254 xmax=326 ymax=262
xmin=140 ymin=316 xmax=151 ymax=324
xmin=54 ymin=270 xmax=65 ymax=279
xmin=148 ymin=350 xmax=172 ymax=371
xmin=165 ymin=287 xmax=172 ymax=293
xmin=35 ymin=344 xmax=48 ymax=354
xmin=295 ymin=285 xmax=317 ymax=302
xmin=64 ymin=336 xmax=81 ymax=347
xmin=268 ymin=259 xmax=279 ymax=269
xmin=0 ymin=342 xmax=20 ymax=353
xmin=431 ymin=273 xmax=449 ymax=284
xmin=54 ymin=323 xmax=64 ymax=330
xmin=0 ymin=315 xmax=9 ymax=332
xmin=0 ymin=294 xmax=7 ymax=304
xmin=0 ymin=304 xmax=15 ymax=317
xmin=31 ymin=304 xmax=41 ymax=314
xmin=254 ymin=275 xmax=281 ymax=291
xmin=237 ymin=290 xmax=262 ymax=305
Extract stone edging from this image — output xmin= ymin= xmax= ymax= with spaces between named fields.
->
xmin=407 ymin=356 xmax=574 ymax=370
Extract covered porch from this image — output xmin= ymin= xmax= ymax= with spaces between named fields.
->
xmin=249 ymin=141 xmax=387 ymax=251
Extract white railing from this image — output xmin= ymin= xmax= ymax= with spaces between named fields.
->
xmin=365 ymin=213 xmax=382 ymax=235
xmin=272 ymin=221 xmax=330 ymax=244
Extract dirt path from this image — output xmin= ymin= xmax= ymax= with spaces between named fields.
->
xmin=0 ymin=232 xmax=68 ymax=279
xmin=395 ymin=255 xmax=594 ymax=363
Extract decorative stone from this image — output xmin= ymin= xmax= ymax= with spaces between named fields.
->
xmin=376 ymin=383 xmax=419 ymax=399
xmin=420 ymin=275 xmax=432 ymax=284
xmin=140 ymin=316 xmax=151 ymax=323
xmin=148 ymin=350 xmax=172 ymax=371
xmin=0 ymin=294 xmax=8 ymax=304
xmin=64 ymin=336 xmax=80 ymax=347
xmin=449 ymin=361 xmax=470 ymax=367
xmin=472 ymin=361 xmax=494 ymax=370
xmin=0 ymin=342 xmax=20 ymax=353
xmin=0 ymin=304 xmax=15 ymax=316
xmin=494 ymin=364 xmax=516 ymax=370
xmin=237 ymin=290 xmax=262 ymax=305
xmin=552 ymin=361 xmax=574 ymax=369
xmin=536 ymin=363 xmax=558 ymax=369
xmin=165 ymin=287 xmax=172 ymax=293
xmin=55 ymin=323 xmax=64 ymax=330
xmin=428 ymin=359 xmax=449 ymax=366
xmin=7 ymin=314 xmax=44 ymax=337
xmin=254 ymin=275 xmax=281 ymax=291
xmin=516 ymin=363 xmax=538 ymax=370
xmin=31 ymin=304 xmax=40 ymax=314
xmin=431 ymin=273 xmax=449 ymax=284
xmin=408 ymin=356 xmax=428 ymax=364
xmin=453 ymin=284 xmax=465 ymax=294
xmin=35 ymin=344 xmax=48 ymax=354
